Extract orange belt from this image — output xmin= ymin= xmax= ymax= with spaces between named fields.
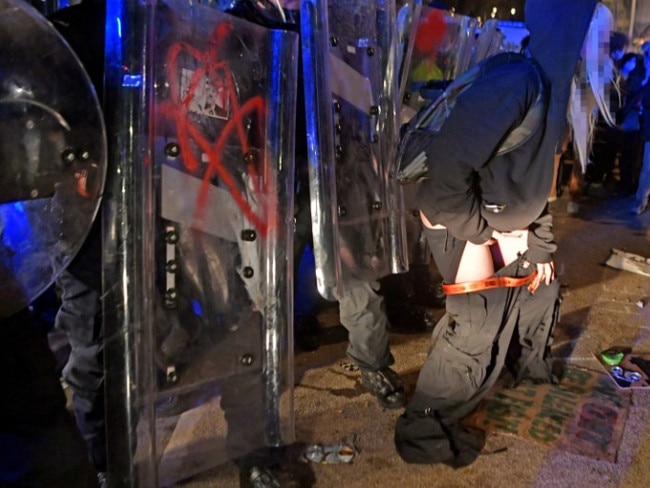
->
xmin=442 ymin=270 xmax=538 ymax=295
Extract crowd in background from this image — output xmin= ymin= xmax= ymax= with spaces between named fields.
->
xmin=558 ymin=31 xmax=650 ymax=216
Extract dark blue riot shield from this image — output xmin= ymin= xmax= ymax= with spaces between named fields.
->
xmin=102 ymin=1 xmax=298 ymax=485
xmin=0 ymin=0 xmax=107 ymax=319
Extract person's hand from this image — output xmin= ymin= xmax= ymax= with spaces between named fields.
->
xmin=523 ymin=260 xmax=555 ymax=294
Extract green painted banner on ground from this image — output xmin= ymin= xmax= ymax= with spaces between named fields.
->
xmin=463 ymin=367 xmax=630 ymax=462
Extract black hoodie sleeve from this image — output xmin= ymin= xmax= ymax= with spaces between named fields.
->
xmin=526 ymin=208 xmax=556 ymax=263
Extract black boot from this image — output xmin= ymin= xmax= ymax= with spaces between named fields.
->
xmin=239 ymin=465 xmax=281 ymax=488
xmin=236 ymin=448 xmax=281 ymax=488
xmin=360 ymin=367 xmax=406 ymax=409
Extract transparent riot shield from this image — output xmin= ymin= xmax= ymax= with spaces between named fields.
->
xmin=400 ymin=7 xmax=478 ymax=122
xmin=469 ymin=19 xmax=506 ymax=68
xmin=375 ymin=0 xmax=410 ymax=283
xmin=396 ymin=0 xmax=423 ymax=104
xmin=0 ymin=0 xmax=106 ymax=319
xmin=301 ymin=0 xmax=407 ymax=300
xmin=102 ymin=1 xmax=298 ymax=485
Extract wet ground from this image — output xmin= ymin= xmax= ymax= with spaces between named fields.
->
xmin=174 ymin=188 xmax=650 ymax=488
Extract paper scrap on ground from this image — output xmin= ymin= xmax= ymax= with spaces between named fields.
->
xmin=604 ymin=248 xmax=650 ymax=277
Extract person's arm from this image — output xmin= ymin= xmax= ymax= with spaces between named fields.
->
xmin=524 ymin=208 xmax=556 ymax=292
xmin=526 ymin=208 xmax=556 ymax=264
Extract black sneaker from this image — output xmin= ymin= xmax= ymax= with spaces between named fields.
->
xmin=240 ymin=465 xmax=281 ymax=488
xmin=360 ymin=367 xmax=406 ymax=409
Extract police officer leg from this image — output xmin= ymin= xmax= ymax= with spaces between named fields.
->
xmin=339 ymin=280 xmax=405 ymax=409
xmin=55 ymin=269 xmax=107 ymax=475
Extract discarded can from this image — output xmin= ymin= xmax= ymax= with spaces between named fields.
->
xmin=336 ymin=445 xmax=355 ymax=463
xmin=304 ymin=442 xmax=356 ymax=464
xmin=610 ymin=365 xmax=643 ymax=383
xmin=304 ymin=444 xmax=324 ymax=463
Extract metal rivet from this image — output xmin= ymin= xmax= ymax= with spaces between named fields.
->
xmin=166 ymin=366 xmax=178 ymax=383
xmin=338 ymin=205 xmax=347 ymax=217
xmin=165 ymin=260 xmax=178 ymax=273
xmin=165 ymin=230 xmax=179 ymax=244
xmin=164 ymin=143 xmax=180 ymax=158
xmin=372 ymin=201 xmax=382 ymax=211
xmin=241 ymin=354 xmax=254 ymax=366
xmin=61 ymin=148 xmax=76 ymax=165
xmin=241 ymin=229 xmax=257 ymax=242
xmin=367 ymin=46 xmax=375 ymax=56
xmin=330 ymin=36 xmax=338 ymax=47
xmin=243 ymin=267 xmax=254 ymax=278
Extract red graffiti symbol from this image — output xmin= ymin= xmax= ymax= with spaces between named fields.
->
xmin=159 ymin=22 xmax=274 ymax=237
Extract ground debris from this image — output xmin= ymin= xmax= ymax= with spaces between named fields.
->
xmin=604 ymin=248 xmax=650 ymax=277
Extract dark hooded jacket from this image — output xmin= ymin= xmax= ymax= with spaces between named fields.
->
xmin=416 ymin=0 xmax=599 ymax=264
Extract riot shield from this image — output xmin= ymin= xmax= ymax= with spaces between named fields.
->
xmin=301 ymin=0 xmax=407 ymax=300
xmin=0 ymin=0 xmax=106 ymax=319
xmin=396 ymin=0 xmax=423 ymax=104
xmin=469 ymin=19 xmax=506 ymax=68
xmin=400 ymin=6 xmax=478 ymax=122
xmin=102 ymin=1 xmax=298 ymax=485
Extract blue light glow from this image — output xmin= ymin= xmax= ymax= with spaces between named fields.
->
xmin=192 ymin=299 xmax=203 ymax=317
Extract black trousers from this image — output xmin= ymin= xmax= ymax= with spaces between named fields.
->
xmin=55 ymin=268 xmax=106 ymax=473
xmin=395 ymin=228 xmax=561 ymax=466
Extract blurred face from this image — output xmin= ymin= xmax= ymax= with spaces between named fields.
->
xmin=570 ymin=4 xmax=615 ymax=172
xmin=580 ymin=5 xmax=612 ymax=89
